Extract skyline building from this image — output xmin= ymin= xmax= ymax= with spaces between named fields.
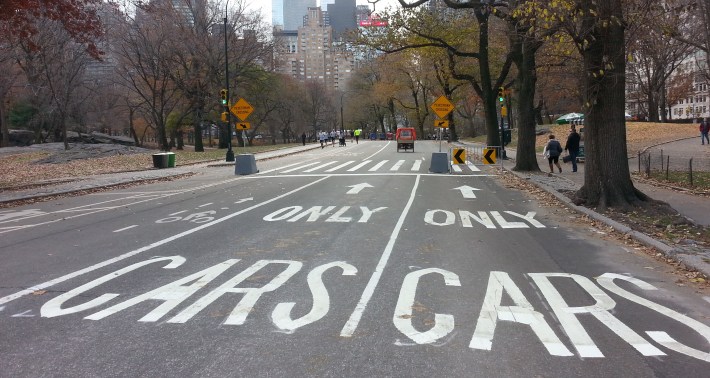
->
xmin=272 ymin=0 xmax=316 ymax=31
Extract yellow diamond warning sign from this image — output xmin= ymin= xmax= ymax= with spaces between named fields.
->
xmin=431 ymin=96 xmax=454 ymax=119
xmin=230 ymin=98 xmax=253 ymax=121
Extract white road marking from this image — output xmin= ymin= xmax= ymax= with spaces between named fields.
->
xmin=12 ymin=310 xmax=34 ymax=318
xmin=198 ymin=203 xmax=213 ymax=208
xmin=363 ymin=141 xmax=391 ymax=160
xmin=346 ymin=183 xmax=373 ymax=194
xmin=282 ymin=162 xmax=321 ymax=173
xmin=348 ymin=160 xmax=372 ymax=171
xmin=368 ymin=160 xmax=389 ymax=171
xmin=411 ymin=160 xmax=422 ymax=171
xmin=257 ymin=162 xmax=302 ymax=174
xmin=390 ymin=160 xmax=405 ymax=171
xmin=113 ymin=225 xmax=138 ymax=233
xmin=453 ymin=185 xmax=481 ymax=199
xmin=467 ymin=161 xmax=481 ymax=171
xmin=325 ymin=161 xmax=355 ymax=172
xmin=341 ymin=174 xmax=421 ymax=337
xmin=0 ymin=177 xmax=329 ymax=306
xmin=303 ymin=161 xmax=338 ymax=172
xmin=451 ymin=165 xmax=462 ymax=172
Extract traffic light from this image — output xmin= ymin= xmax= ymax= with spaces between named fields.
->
xmin=498 ymin=87 xmax=505 ymax=102
xmin=220 ymin=89 xmax=228 ymax=105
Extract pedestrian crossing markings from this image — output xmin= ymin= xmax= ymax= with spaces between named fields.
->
xmin=260 ymin=159 xmax=481 ymax=174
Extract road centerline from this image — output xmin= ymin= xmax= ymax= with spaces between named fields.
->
xmin=340 ymin=174 xmax=421 ymax=337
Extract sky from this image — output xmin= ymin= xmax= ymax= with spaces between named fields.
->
xmin=246 ymin=0 xmax=402 ymax=24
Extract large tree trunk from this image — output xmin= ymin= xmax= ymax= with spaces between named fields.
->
xmin=511 ymin=26 xmax=541 ymax=172
xmin=0 ymin=101 xmax=8 ymax=147
xmin=476 ymin=10 xmax=502 ymax=147
xmin=576 ymin=0 xmax=646 ymax=209
xmin=193 ymin=108 xmax=204 ymax=152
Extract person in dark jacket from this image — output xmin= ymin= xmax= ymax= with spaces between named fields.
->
xmin=543 ymin=134 xmax=563 ymax=173
xmin=301 ymin=132 xmax=307 ymax=146
xmin=565 ymin=125 xmax=581 ymax=172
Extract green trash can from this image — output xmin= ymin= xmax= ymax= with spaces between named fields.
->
xmin=166 ymin=152 xmax=175 ymax=168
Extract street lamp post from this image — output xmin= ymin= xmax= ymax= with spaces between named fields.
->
xmin=340 ymin=92 xmax=345 ymax=134
xmin=224 ymin=1 xmax=234 ymax=162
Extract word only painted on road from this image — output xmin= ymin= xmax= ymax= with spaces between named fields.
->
xmin=425 ymin=210 xmax=545 ymax=229
xmin=263 ymin=206 xmax=387 ymax=223
xmin=34 ymin=256 xmax=710 ymax=362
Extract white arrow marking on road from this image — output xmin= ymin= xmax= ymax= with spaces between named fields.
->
xmin=346 ymin=183 xmax=373 ymax=195
xmin=12 ymin=310 xmax=34 ymax=317
xmin=234 ymin=197 xmax=254 ymax=204
xmin=0 ymin=306 xmax=5 ymax=312
xmin=453 ymin=185 xmax=481 ymax=199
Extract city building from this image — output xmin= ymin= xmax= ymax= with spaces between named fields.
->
xmin=668 ymin=51 xmax=709 ymax=121
xmin=272 ymin=0 xmax=316 ymax=31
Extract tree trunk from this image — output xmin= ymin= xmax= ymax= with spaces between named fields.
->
xmin=476 ymin=10 xmax=502 ymax=147
xmin=0 ymin=101 xmax=8 ymax=147
xmin=193 ymin=109 xmax=204 ymax=152
xmin=577 ymin=0 xmax=646 ymax=209
xmin=510 ymin=25 xmax=541 ymax=172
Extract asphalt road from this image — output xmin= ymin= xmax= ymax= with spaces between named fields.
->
xmin=1 ymin=139 xmax=709 ymax=377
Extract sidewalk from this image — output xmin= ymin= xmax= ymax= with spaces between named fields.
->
xmin=457 ymin=138 xmax=710 ymax=277
xmin=0 ymin=143 xmax=323 ymax=204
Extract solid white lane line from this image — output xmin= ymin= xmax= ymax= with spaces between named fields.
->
xmin=340 ymin=174 xmax=421 ymax=337
xmin=113 ymin=225 xmax=138 ymax=233
xmin=0 ymin=177 xmax=330 ymax=306
xmin=364 ymin=141 xmax=391 ymax=160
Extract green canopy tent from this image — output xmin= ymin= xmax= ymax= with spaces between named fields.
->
xmin=555 ymin=113 xmax=584 ymax=124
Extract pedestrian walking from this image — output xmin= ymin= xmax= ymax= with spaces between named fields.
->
xmin=330 ymin=130 xmax=336 ymax=147
xmin=701 ymin=118 xmax=710 ymax=145
xmin=354 ymin=129 xmax=360 ymax=144
xmin=319 ymin=131 xmax=327 ymax=149
xmin=564 ymin=125 xmax=581 ymax=172
xmin=543 ymin=134 xmax=563 ymax=173
xmin=301 ymin=132 xmax=307 ymax=146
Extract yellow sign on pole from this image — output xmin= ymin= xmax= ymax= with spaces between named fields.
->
xmin=434 ymin=119 xmax=449 ymax=128
xmin=501 ymin=106 xmax=507 ymax=117
xmin=235 ymin=122 xmax=251 ymax=130
xmin=431 ymin=96 xmax=454 ymax=119
xmin=230 ymin=98 xmax=253 ymax=121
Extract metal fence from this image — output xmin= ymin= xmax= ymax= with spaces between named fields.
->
xmin=638 ymin=148 xmax=710 ymax=187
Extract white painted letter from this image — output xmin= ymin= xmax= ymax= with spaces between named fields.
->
xmin=529 ymin=273 xmax=665 ymax=358
xmin=168 ymin=260 xmax=302 ymax=325
xmin=490 ymin=211 xmax=528 ymax=228
xmin=393 ymin=268 xmax=460 ymax=344
xmin=459 ymin=211 xmax=496 ymax=229
xmin=470 ymin=271 xmax=572 ymax=356
xmin=263 ymin=206 xmax=302 ymax=221
xmin=597 ymin=273 xmax=710 ymax=362
xmin=424 ymin=210 xmax=455 ymax=227
xmin=325 ymin=206 xmax=352 ymax=222
xmin=358 ymin=206 xmax=387 ymax=223
xmin=504 ymin=211 xmax=545 ymax=228
xmin=271 ymin=261 xmax=357 ymax=332
xmin=85 ymin=259 xmax=239 ymax=321
xmin=41 ymin=256 xmax=185 ymax=318
xmin=288 ymin=206 xmax=336 ymax=222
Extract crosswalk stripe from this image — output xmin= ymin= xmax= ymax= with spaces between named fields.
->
xmin=348 ymin=160 xmax=372 ymax=171
xmin=282 ymin=162 xmax=321 ymax=173
xmin=258 ymin=162 xmax=302 ymax=174
xmin=369 ymin=160 xmax=389 ymax=171
xmin=390 ymin=160 xmax=405 ymax=171
xmin=452 ymin=165 xmax=462 ymax=172
xmin=325 ymin=161 xmax=355 ymax=172
xmin=411 ymin=160 xmax=422 ymax=171
xmin=303 ymin=161 xmax=338 ymax=172
xmin=466 ymin=161 xmax=481 ymax=171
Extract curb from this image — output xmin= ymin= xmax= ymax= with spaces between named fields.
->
xmin=504 ymin=168 xmax=705 ymax=277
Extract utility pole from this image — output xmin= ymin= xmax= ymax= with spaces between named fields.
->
xmin=224 ymin=1 xmax=234 ymax=162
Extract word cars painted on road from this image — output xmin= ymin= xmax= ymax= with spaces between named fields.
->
xmin=34 ymin=256 xmax=710 ymax=362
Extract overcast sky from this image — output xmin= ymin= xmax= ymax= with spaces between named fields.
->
xmin=246 ymin=0 xmax=402 ymax=23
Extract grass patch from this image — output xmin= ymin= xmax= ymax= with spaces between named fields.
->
xmin=641 ymin=170 xmax=710 ymax=189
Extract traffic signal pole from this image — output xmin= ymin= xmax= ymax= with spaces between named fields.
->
xmin=498 ymin=87 xmax=507 ymax=160
xmin=224 ymin=5 xmax=234 ymax=162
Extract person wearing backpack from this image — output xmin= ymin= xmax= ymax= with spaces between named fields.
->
xmin=543 ymin=134 xmax=564 ymax=173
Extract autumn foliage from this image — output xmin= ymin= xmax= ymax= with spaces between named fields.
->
xmin=0 ymin=0 xmax=104 ymax=57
